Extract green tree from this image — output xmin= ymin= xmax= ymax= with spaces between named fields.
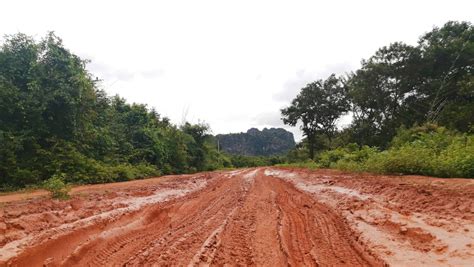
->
xmin=0 ymin=32 xmax=98 ymax=187
xmin=347 ymin=21 xmax=473 ymax=147
xmin=419 ymin=21 xmax=474 ymax=131
xmin=181 ymin=122 xmax=210 ymax=171
xmin=0 ymin=32 xmax=230 ymax=190
xmin=347 ymin=42 xmax=423 ymax=147
xmin=281 ymin=74 xmax=349 ymax=159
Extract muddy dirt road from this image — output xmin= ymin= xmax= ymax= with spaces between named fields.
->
xmin=1 ymin=168 xmax=473 ymax=266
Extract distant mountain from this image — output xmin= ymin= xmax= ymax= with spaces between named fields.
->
xmin=216 ymin=128 xmax=295 ymax=156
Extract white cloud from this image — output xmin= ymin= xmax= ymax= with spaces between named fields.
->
xmin=1 ymin=0 xmax=472 ymax=142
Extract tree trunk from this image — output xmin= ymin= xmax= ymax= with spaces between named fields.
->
xmin=307 ymin=133 xmax=315 ymax=160
xmin=309 ymin=143 xmax=315 ymax=160
xmin=327 ymin=134 xmax=332 ymax=149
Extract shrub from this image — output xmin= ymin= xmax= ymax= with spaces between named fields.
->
xmin=43 ymin=174 xmax=70 ymax=199
xmin=434 ymin=135 xmax=474 ymax=177
xmin=317 ymin=144 xmax=378 ymax=170
xmin=322 ymin=126 xmax=474 ymax=178
xmin=318 ymin=148 xmax=347 ymax=168
xmin=332 ymin=160 xmax=366 ymax=172
xmin=365 ymin=146 xmax=435 ymax=175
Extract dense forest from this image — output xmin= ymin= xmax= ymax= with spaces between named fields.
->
xmin=281 ymin=21 xmax=473 ymax=178
xmin=216 ymin=128 xmax=295 ymax=156
xmin=0 ymin=33 xmax=236 ymax=190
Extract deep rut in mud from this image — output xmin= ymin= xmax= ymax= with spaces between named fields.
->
xmin=2 ymin=169 xmax=383 ymax=266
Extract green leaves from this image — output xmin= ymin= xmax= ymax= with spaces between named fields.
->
xmin=282 ymin=21 xmax=473 ymax=177
xmin=348 ymin=21 xmax=473 ymax=147
xmin=43 ymin=174 xmax=70 ymax=200
xmin=281 ymin=74 xmax=349 ymax=158
xmin=315 ymin=125 xmax=474 ymax=178
xmin=0 ymin=33 xmax=231 ymax=190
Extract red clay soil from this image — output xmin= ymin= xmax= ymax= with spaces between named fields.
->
xmin=1 ymin=168 xmax=473 ymax=266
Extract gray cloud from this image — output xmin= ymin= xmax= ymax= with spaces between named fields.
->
xmin=273 ymin=69 xmax=318 ymax=102
xmin=273 ymin=63 xmax=356 ymax=103
xmin=252 ymin=111 xmax=285 ymax=127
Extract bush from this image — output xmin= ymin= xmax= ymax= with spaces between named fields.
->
xmin=317 ymin=144 xmax=378 ymax=170
xmin=289 ymin=125 xmax=474 ymax=178
xmin=277 ymin=160 xmax=319 ymax=170
xmin=318 ymin=147 xmax=347 ymax=168
xmin=434 ymin=136 xmax=474 ymax=177
xmin=43 ymin=174 xmax=70 ymax=199
xmin=364 ymin=146 xmax=435 ymax=175
xmin=318 ymin=124 xmax=474 ymax=178
xmin=366 ymin=127 xmax=474 ymax=177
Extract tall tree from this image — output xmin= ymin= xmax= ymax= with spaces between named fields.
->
xmin=347 ymin=42 xmax=423 ymax=147
xmin=181 ymin=122 xmax=210 ymax=171
xmin=419 ymin=21 xmax=474 ymax=131
xmin=0 ymin=32 xmax=98 ymax=186
xmin=281 ymin=74 xmax=349 ymax=159
xmin=347 ymin=21 xmax=473 ymax=147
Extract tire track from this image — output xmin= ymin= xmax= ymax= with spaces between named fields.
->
xmin=265 ymin=174 xmax=383 ymax=266
xmin=69 ymin=171 xmax=253 ymax=266
xmin=3 ymin=168 xmax=384 ymax=266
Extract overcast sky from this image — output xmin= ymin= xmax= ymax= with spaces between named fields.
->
xmin=1 ymin=0 xmax=473 ymax=140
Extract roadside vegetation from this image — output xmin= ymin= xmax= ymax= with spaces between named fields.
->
xmin=0 ymin=33 xmax=235 ymax=191
xmin=42 ymin=174 xmax=71 ymax=199
xmin=280 ymin=125 xmax=474 ymax=178
xmin=280 ymin=21 xmax=473 ymax=178
xmin=0 ymin=32 xmax=287 ymax=191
